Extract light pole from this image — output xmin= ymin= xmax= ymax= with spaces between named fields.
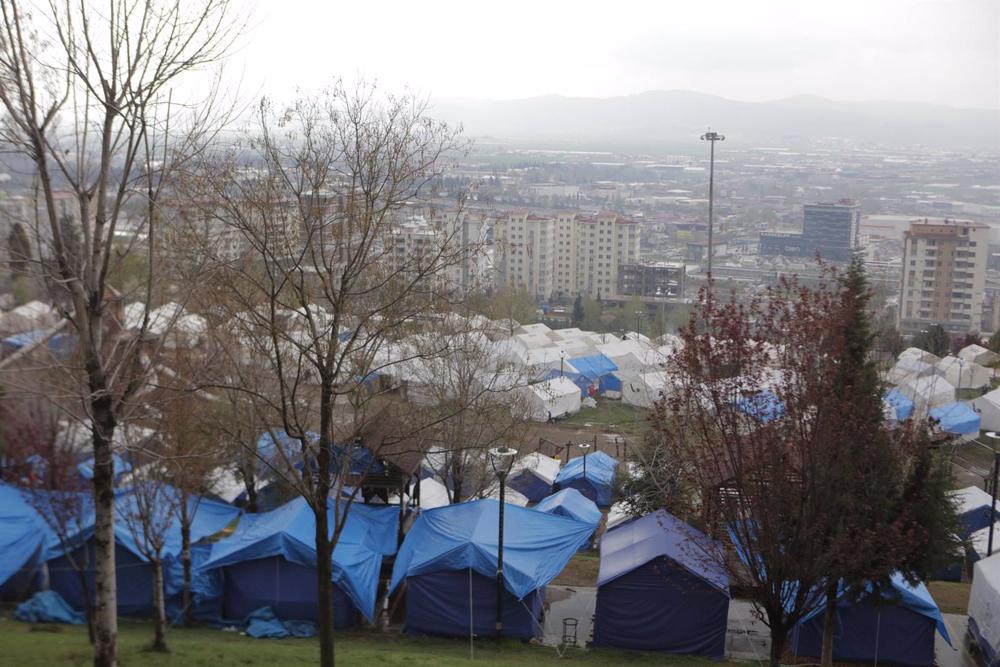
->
xmin=700 ymin=129 xmax=725 ymax=281
xmin=578 ymin=442 xmax=592 ymax=485
xmin=986 ymin=433 xmax=1000 ymax=557
xmin=634 ymin=310 xmax=644 ymax=338
xmin=559 ymin=349 xmax=566 ymax=378
xmin=488 ymin=446 xmax=518 ymax=636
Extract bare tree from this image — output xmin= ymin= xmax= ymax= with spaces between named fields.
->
xmin=182 ymin=82 xmax=480 ymax=666
xmin=0 ymin=2 xmax=242 ymax=663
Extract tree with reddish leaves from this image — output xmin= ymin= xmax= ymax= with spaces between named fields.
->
xmin=652 ymin=260 xmax=958 ymax=667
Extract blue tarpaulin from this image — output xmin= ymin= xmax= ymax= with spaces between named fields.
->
xmin=593 ymin=510 xmax=730 ymax=658
xmin=201 ymin=497 xmax=398 ymax=623
xmin=568 ymin=354 xmax=618 ymax=382
xmin=734 ymin=390 xmax=785 ymax=423
xmin=257 ymin=430 xmax=385 ymax=477
xmin=540 ymin=369 xmax=590 ymax=397
xmin=390 ymin=499 xmax=591 ymax=639
xmin=553 ymin=451 xmax=618 ymax=507
xmin=244 ymin=606 xmax=318 ymax=639
xmin=77 ymin=453 xmax=132 ymax=481
xmin=532 ymin=488 xmax=601 ymax=526
xmin=930 ymin=402 xmax=981 ymax=435
xmin=2 ymin=329 xmax=46 ymax=350
xmin=885 ymin=388 xmax=915 ymax=421
xmin=15 ymin=590 xmax=84 ymax=625
xmin=0 ymin=484 xmax=53 ymax=592
xmin=791 ymin=574 xmax=950 ymax=666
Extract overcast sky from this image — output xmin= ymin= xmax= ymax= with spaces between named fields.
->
xmin=229 ymin=0 xmax=999 ymax=109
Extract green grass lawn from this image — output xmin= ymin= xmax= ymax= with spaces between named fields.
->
xmin=927 ymin=581 xmax=971 ymax=615
xmin=0 ymin=618 xmax=734 ymax=667
xmin=558 ymin=399 xmax=651 ymax=436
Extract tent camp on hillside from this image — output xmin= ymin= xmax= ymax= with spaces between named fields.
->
xmin=389 ymin=499 xmax=593 ymax=639
xmin=592 ymin=510 xmax=730 ymax=658
xmin=522 ymin=376 xmax=582 ymax=421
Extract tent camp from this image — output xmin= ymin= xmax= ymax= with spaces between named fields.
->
xmin=201 ymin=497 xmax=398 ymax=626
xmin=929 ymin=402 xmax=981 ymax=439
xmin=0 ymin=484 xmax=52 ymax=599
xmin=899 ymin=375 xmax=956 ymax=414
xmin=532 ymin=488 xmax=601 ymax=526
xmin=899 ymin=347 xmax=941 ymax=365
xmin=539 ymin=368 xmax=591 ymax=397
xmin=592 ymin=510 xmax=730 ymax=658
xmin=568 ymin=353 xmax=620 ymax=396
xmin=960 ymin=344 xmax=1000 ymax=367
xmin=507 ymin=453 xmax=561 ymax=502
xmin=884 ymin=388 xmax=915 ymax=421
xmin=553 ymin=451 xmax=618 ymax=507
xmin=389 ymin=499 xmax=593 ymax=639
xmin=951 ymin=486 xmax=1000 ymax=537
xmin=522 ymin=376 xmax=582 ymax=421
xmin=621 ymin=371 xmax=671 ymax=409
xmin=48 ymin=488 xmax=240 ymax=616
xmin=885 ymin=357 xmax=936 ymax=386
xmin=734 ymin=390 xmax=785 ymax=423
xmin=789 ymin=574 xmax=950 ymax=667
xmin=972 ymin=389 xmax=1000 ymax=433
xmin=969 ymin=553 xmax=1000 ymax=666
xmin=936 ymin=355 xmax=992 ymax=389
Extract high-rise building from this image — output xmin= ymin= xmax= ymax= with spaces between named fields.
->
xmin=897 ymin=218 xmax=989 ymax=335
xmin=759 ymin=199 xmax=860 ymax=263
xmin=493 ymin=212 xmax=640 ymax=300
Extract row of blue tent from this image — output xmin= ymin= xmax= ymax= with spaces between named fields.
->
xmin=883 ymin=387 xmax=982 ymax=435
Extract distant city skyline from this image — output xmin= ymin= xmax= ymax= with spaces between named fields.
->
xmin=223 ymin=0 xmax=999 ymax=110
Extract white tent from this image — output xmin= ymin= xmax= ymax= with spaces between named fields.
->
xmin=209 ymin=467 xmax=246 ymax=504
xmin=936 ymin=355 xmax=993 ymax=389
xmin=416 ymin=477 xmax=450 ymax=509
xmin=482 ymin=483 xmax=529 ymax=507
xmin=523 ymin=376 xmax=582 ymax=421
xmin=514 ymin=332 xmax=553 ymax=351
xmin=621 ymin=371 xmax=672 ymax=409
xmin=969 ymin=553 xmax=1000 ymax=663
xmin=0 ymin=300 xmax=56 ymax=334
xmin=972 ymin=522 xmax=1000 ymax=561
xmin=524 ymin=346 xmax=577 ymax=380
xmin=960 ymin=344 xmax=1000 ymax=367
xmin=514 ymin=322 xmax=551 ymax=337
xmin=885 ymin=358 xmax=935 ymax=386
xmin=509 ymin=452 xmax=561 ymax=489
xmin=606 ymin=500 xmax=633 ymax=531
xmin=899 ymin=375 xmax=956 ymax=414
xmin=973 ymin=389 xmax=1000 ymax=433
xmin=898 ymin=347 xmax=941 ymax=365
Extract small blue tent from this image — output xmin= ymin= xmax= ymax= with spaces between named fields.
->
xmin=790 ymin=574 xmax=950 ymax=667
xmin=884 ymin=388 xmax=914 ymax=421
xmin=257 ymin=430 xmax=384 ymax=477
xmin=532 ymin=488 xmax=601 ymax=526
xmin=201 ymin=497 xmax=397 ymax=626
xmin=76 ymin=453 xmax=132 ymax=481
xmin=592 ymin=510 xmax=730 ymax=658
xmin=0 ymin=484 xmax=53 ymax=599
xmin=507 ymin=453 xmax=561 ymax=503
xmin=569 ymin=354 xmax=618 ymax=395
xmin=930 ymin=402 xmax=981 ymax=435
xmin=734 ymin=390 xmax=785 ymax=423
xmin=553 ymin=451 xmax=618 ymax=507
xmin=389 ymin=499 xmax=593 ymax=639
xmin=47 ymin=487 xmax=239 ymax=617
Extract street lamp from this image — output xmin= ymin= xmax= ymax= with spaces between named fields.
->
xmin=488 ymin=446 xmax=518 ymax=636
xmin=634 ymin=310 xmax=644 ymax=338
xmin=559 ymin=349 xmax=567 ymax=378
xmin=700 ymin=129 xmax=725 ymax=281
xmin=986 ymin=432 xmax=1000 ymax=557
xmin=578 ymin=442 xmax=592 ymax=482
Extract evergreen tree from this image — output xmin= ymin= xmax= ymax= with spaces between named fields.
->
xmin=572 ymin=294 xmax=584 ymax=326
xmin=6 ymin=222 xmax=31 ymax=274
xmin=912 ymin=324 xmax=950 ymax=356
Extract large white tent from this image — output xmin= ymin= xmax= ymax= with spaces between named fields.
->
xmin=960 ymin=344 xmax=1000 ymax=367
xmin=973 ymin=389 xmax=1000 ymax=433
xmin=0 ymin=300 xmax=56 ymax=334
xmin=885 ymin=357 xmax=936 ymax=386
xmin=969 ymin=553 xmax=1000 ymax=665
xmin=621 ymin=371 xmax=672 ymax=409
xmin=899 ymin=375 xmax=956 ymax=414
xmin=936 ymin=355 xmax=992 ymax=389
xmin=523 ymin=376 xmax=582 ymax=421
xmin=898 ymin=347 xmax=941 ymax=365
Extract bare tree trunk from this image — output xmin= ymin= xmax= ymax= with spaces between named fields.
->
xmin=90 ymin=398 xmax=118 ymax=667
xmin=151 ymin=558 xmax=168 ymax=652
xmin=180 ymin=504 xmax=194 ymax=627
xmin=769 ymin=627 xmax=786 ymax=667
xmin=819 ymin=580 xmax=839 ymax=667
xmin=314 ymin=505 xmax=334 ymax=667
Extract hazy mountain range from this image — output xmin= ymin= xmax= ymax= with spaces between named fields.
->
xmin=430 ymin=90 xmax=1000 ymax=152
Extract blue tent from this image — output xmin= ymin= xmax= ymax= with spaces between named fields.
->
xmin=734 ymin=390 xmax=785 ymax=423
xmin=76 ymin=453 xmax=132 ymax=481
xmin=532 ymin=488 xmax=601 ymax=526
xmin=47 ymin=487 xmax=240 ymax=617
xmin=598 ymin=373 xmax=622 ymax=395
xmin=553 ymin=451 xmax=618 ymax=507
xmin=790 ymin=574 xmax=950 ymax=667
xmin=389 ymin=499 xmax=593 ymax=639
xmin=257 ymin=430 xmax=385 ymax=477
xmin=0 ymin=484 xmax=54 ymax=598
xmin=201 ymin=497 xmax=398 ymax=626
xmin=2 ymin=329 xmax=47 ymax=350
xmin=593 ymin=510 xmax=730 ymax=658
xmin=930 ymin=402 xmax=981 ymax=435
xmin=884 ymin=388 xmax=914 ymax=421
xmin=568 ymin=354 xmax=618 ymax=382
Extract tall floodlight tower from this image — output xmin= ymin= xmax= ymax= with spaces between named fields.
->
xmin=700 ymin=130 xmax=725 ymax=281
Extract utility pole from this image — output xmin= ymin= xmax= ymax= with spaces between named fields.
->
xmin=700 ymin=130 xmax=725 ymax=281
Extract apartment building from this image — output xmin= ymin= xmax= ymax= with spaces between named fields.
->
xmin=898 ymin=218 xmax=989 ymax=334
xmin=493 ymin=212 xmax=640 ymax=300
xmin=389 ymin=211 xmax=490 ymax=296
xmin=760 ymin=199 xmax=860 ymax=263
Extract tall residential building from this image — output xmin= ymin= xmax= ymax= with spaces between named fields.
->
xmin=389 ymin=211 xmax=490 ymax=296
xmin=493 ymin=212 xmax=640 ymax=300
xmin=759 ymin=199 xmax=860 ymax=263
xmin=897 ymin=218 xmax=989 ymax=335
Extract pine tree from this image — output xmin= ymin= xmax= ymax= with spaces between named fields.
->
xmin=572 ymin=294 xmax=584 ymax=326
